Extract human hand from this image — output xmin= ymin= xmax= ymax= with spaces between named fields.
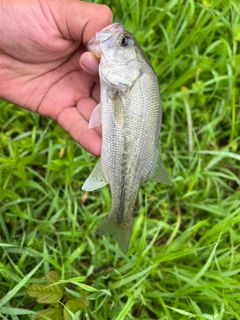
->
xmin=0 ymin=0 xmax=112 ymax=156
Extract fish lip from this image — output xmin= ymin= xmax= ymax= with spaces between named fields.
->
xmin=96 ymin=22 xmax=124 ymax=35
xmin=86 ymin=22 xmax=124 ymax=58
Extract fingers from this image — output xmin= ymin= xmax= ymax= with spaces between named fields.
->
xmin=59 ymin=1 xmax=113 ymax=44
xmin=79 ymin=126 xmax=101 ymax=156
xmin=79 ymin=52 xmax=99 ymax=75
xmin=56 ymin=96 xmax=102 ymax=156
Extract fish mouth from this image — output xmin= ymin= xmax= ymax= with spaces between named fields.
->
xmin=87 ymin=23 xmax=124 ymax=58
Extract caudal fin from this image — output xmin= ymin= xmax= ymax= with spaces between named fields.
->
xmin=96 ymin=215 xmax=132 ymax=253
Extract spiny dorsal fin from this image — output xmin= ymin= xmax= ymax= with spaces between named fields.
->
xmin=147 ymin=154 xmax=172 ymax=186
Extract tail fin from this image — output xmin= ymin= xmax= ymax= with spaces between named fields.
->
xmin=96 ymin=214 xmax=132 ymax=253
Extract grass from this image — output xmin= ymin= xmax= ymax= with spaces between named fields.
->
xmin=0 ymin=0 xmax=240 ymax=319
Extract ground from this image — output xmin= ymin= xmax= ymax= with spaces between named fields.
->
xmin=0 ymin=0 xmax=240 ymax=319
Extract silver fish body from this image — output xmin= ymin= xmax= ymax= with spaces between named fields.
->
xmin=82 ymin=23 xmax=172 ymax=253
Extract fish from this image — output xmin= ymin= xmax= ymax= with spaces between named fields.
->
xmin=82 ymin=23 xmax=172 ymax=253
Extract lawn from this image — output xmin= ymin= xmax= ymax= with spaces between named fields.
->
xmin=0 ymin=0 xmax=240 ymax=319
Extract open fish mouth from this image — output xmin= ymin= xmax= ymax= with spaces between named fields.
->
xmin=87 ymin=23 xmax=124 ymax=58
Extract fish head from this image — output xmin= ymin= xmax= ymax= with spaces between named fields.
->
xmin=86 ymin=23 xmax=139 ymax=62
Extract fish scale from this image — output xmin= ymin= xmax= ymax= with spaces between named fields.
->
xmin=82 ymin=23 xmax=172 ymax=253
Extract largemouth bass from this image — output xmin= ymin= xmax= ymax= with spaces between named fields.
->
xmin=82 ymin=23 xmax=172 ymax=253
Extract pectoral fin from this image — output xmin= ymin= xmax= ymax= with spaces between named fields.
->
xmin=82 ymin=160 xmax=108 ymax=191
xmin=89 ymin=103 xmax=102 ymax=129
xmin=109 ymin=90 xmax=124 ymax=128
xmin=148 ymin=154 xmax=173 ymax=186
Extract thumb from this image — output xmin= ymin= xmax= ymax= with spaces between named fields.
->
xmin=57 ymin=0 xmax=113 ymax=44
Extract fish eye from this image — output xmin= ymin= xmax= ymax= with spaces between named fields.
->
xmin=121 ymin=37 xmax=129 ymax=47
